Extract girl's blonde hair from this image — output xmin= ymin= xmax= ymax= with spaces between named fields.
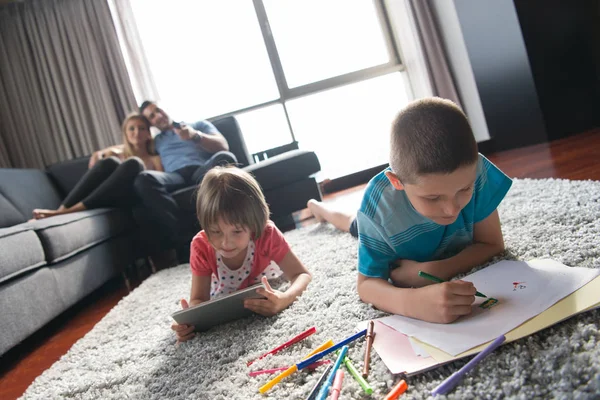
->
xmin=196 ymin=166 xmax=269 ymax=239
xmin=121 ymin=113 xmax=156 ymax=159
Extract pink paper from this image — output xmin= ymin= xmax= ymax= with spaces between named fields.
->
xmin=372 ymin=320 xmax=440 ymax=376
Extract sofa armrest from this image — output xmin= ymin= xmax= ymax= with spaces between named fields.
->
xmin=243 ymin=149 xmax=321 ymax=191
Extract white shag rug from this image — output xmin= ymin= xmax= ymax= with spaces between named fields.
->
xmin=20 ymin=179 xmax=600 ymax=399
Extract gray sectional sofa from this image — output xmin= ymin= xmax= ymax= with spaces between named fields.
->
xmin=0 ymin=167 xmax=138 ymax=356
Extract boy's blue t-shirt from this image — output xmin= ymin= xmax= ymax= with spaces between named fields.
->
xmin=357 ymin=154 xmax=512 ymax=279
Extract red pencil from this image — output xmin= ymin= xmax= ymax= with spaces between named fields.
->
xmin=247 ymin=326 xmax=317 ymax=366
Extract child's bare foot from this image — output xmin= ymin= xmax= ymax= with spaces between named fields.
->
xmin=306 ymin=199 xmax=326 ymax=222
xmin=306 ymin=199 xmax=354 ymax=232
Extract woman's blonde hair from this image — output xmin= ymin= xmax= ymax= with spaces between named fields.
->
xmin=196 ymin=166 xmax=269 ymax=239
xmin=121 ymin=113 xmax=156 ymax=159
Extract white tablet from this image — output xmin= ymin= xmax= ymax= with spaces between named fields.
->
xmin=171 ymin=283 xmax=266 ymax=332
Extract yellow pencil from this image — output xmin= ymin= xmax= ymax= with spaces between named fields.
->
xmin=258 ymin=339 xmax=334 ymax=394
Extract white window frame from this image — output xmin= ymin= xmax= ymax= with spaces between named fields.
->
xmin=207 ymin=0 xmax=405 ymax=145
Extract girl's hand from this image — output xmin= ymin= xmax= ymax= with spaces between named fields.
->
xmin=244 ymin=277 xmax=291 ymax=317
xmin=171 ymin=299 xmax=196 ymax=344
xmin=411 ymin=281 xmax=476 ymax=324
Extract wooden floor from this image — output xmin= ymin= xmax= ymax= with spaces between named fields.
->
xmin=1 ymin=129 xmax=599 ymax=399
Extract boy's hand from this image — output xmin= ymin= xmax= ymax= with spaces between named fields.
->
xmin=244 ymin=277 xmax=291 ymax=317
xmin=171 ymin=299 xmax=196 ymax=343
xmin=413 ymin=281 xmax=476 ymax=324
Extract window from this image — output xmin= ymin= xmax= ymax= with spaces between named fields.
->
xmin=235 ymin=104 xmax=292 ymax=155
xmin=287 ymin=73 xmax=409 ymax=179
xmin=129 ymin=0 xmax=278 ymax=121
xmin=124 ymin=0 xmax=410 ymax=180
xmin=264 ymin=0 xmax=390 ymax=88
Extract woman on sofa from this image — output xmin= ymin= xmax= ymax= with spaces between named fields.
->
xmin=32 ymin=113 xmax=162 ymax=219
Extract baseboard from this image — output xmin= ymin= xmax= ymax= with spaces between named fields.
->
xmin=320 ymin=164 xmax=388 ymax=195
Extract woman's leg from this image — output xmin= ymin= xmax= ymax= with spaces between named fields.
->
xmin=33 ymin=157 xmax=120 ymax=219
xmin=306 ymin=199 xmax=355 ymax=233
xmin=82 ymin=157 xmax=145 ymax=209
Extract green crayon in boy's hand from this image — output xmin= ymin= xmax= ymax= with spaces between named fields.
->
xmin=418 ymin=271 xmax=488 ymax=298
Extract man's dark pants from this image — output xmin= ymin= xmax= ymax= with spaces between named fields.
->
xmin=134 ymin=151 xmax=237 ymax=249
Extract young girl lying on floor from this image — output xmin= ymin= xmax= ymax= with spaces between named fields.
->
xmin=171 ymin=166 xmax=312 ymax=343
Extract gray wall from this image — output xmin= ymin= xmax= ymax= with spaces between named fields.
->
xmin=452 ymin=0 xmax=548 ymax=150
xmin=431 ymin=0 xmax=490 ymax=142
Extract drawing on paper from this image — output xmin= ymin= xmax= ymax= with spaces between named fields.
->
xmin=479 ymin=298 xmax=499 ymax=309
xmin=512 ymin=281 xmax=527 ymax=291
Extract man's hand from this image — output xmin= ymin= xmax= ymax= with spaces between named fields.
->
xmin=244 ymin=277 xmax=292 ymax=317
xmin=174 ymin=124 xmax=198 ymax=141
xmin=411 ymin=281 xmax=476 ymax=323
xmin=171 ymin=299 xmax=196 ymax=344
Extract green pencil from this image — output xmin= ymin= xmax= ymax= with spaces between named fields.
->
xmin=342 ymin=355 xmax=373 ymax=395
xmin=418 ymin=271 xmax=487 ymax=298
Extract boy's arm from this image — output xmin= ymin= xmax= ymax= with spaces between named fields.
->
xmin=391 ymin=210 xmax=505 ymax=286
xmin=357 ymin=274 xmax=476 ymax=323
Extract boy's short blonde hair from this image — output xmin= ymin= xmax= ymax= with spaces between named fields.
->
xmin=196 ymin=166 xmax=269 ymax=239
xmin=389 ymin=97 xmax=478 ymax=184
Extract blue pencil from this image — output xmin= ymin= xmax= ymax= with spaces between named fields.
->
xmin=296 ymin=329 xmax=367 ymax=370
xmin=315 ymin=346 xmax=348 ymax=400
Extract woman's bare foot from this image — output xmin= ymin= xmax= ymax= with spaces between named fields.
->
xmin=32 ymin=208 xmax=65 ymax=219
xmin=32 ymin=202 xmax=86 ymax=219
xmin=306 ymin=199 xmax=326 ymax=222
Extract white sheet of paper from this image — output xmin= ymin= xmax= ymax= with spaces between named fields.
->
xmin=377 ymin=259 xmax=599 ymax=356
xmin=408 ymin=337 xmax=430 ymax=357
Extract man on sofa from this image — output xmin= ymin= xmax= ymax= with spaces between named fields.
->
xmin=92 ymin=101 xmax=237 ymax=250
xmin=135 ymin=101 xmax=237 ymax=243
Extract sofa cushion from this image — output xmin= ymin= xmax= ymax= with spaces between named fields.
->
xmin=0 ymin=225 xmax=46 ymax=284
xmin=24 ymin=208 xmax=135 ymax=264
xmin=243 ymin=149 xmax=321 ymax=191
xmin=0 ymin=168 xmax=62 ymax=226
xmin=0 ymin=267 xmax=65 ymax=356
xmin=0 ymin=193 xmax=25 ymax=228
xmin=212 ymin=116 xmax=252 ymax=168
xmin=45 ymin=156 xmax=90 ymax=198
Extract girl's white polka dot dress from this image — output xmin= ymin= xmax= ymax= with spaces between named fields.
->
xmin=210 ymin=241 xmax=282 ymax=298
